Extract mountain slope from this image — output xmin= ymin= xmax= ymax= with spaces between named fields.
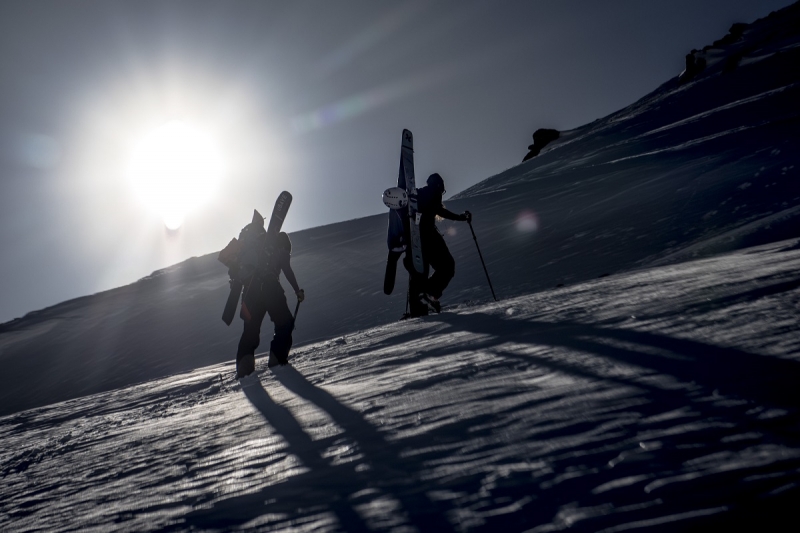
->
xmin=3 ymin=239 xmax=800 ymax=531
xmin=1 ymin=3 xmax=799 ymax=416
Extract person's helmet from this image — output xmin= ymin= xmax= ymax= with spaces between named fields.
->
xmin=427 ymin=173 xmax=446 ymax=193
xmin=278 ymin=231 xmax=292 ymax=253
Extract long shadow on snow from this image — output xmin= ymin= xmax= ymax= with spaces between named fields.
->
xmin=404 ymin=311 xmax=800 ymax=454
xmin=273 ymin=366 xmax=456 ymax=532
xmin=385 ymin=312 xmax=800 ymax=530
xmin=183 ymin=373 xmax=455 ymax=532
xmin=181 ymin=379 xmax=371 ymax=531
xmin=183 ymin=311 xmax=800 ymax=531
xmin=428 ymin=312 xmax=800 ymax=413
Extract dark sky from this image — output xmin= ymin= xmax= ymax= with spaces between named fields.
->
xmin=0 ymin=0 xmax=794 ymax=323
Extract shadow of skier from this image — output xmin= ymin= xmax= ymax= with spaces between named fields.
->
xmin=272 ymin=365 xmax=456 ymax=532
xmin=381 ymin=310 xmax=798 ymax=412
xmin=183 ymin=375 xmax=455 ymax=532
xmin=182 ymin=379 xmax=371 ymax=531
xmin=426 ymin=311 xmax=800 ymax=426
xmin=364 ymin=311 xmax=800 ymax=530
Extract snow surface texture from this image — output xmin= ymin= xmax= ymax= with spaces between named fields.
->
xmin=2 ymin=3 xmax=800 ymax=530
xmin=3 ymin=240 xmax=800 ymax=531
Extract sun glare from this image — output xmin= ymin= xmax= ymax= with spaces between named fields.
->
xmin=127 ymin=120 xmax=223 ymax=230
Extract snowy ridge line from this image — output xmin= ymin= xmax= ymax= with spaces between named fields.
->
xmin=544 ymin=78 xmax=691 ymax=157
xmin=549 ymin=76 xmax=698 ymax=154
xmin=456 ymin=77 xmax=798 ymax=199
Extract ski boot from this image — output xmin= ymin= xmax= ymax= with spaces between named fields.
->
xmin=407 ymin=295 xmax=429 ymax=318
xmin=267 ymin=351 xmax=288 ymax=368
xmin=421 ymin=293 xmax=441 ymax=313
xmin=236 ymin=353 xmax=256 ymax=379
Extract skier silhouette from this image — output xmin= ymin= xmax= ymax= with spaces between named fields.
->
xmin=235 ymin=217 xmax=304 ymax=378
xmin=408 ymin=173 xmax=471 ymax=315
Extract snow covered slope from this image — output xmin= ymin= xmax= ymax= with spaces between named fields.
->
xmin=1 ymin=3 xmax=799 ymax=420
xmin=3 ymin=239 xmax=800 ymax=531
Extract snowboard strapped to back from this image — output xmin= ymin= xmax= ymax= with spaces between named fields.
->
xmin=218 ymin=191 xmax=293 ymax=325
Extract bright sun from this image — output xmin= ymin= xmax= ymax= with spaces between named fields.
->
xmin=128 ymin=120 xmax=223 ymax=230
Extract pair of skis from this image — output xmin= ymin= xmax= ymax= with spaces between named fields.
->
xmin=383 ymin=129 xmax=426 ymax=296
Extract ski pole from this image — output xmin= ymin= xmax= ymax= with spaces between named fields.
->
xmin=467 ymin=220 xmax=497 ymax=301
xmin=292 ymin=300 xmax=301 ymax=331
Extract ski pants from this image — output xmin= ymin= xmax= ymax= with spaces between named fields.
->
xmin=237 ymin=277 xmax=294 ymax=364
xmin=403 ymin=256 xmax=428 ymax=316
xmin=421 ymin=229 xmax=455 ymax=299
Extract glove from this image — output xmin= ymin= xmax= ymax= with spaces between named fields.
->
xmin=296 ymin=289 xmax=305 ymax=303
xmin=463 ymin=210 xmax=472 ymax=223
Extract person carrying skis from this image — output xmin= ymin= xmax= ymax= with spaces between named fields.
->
xmin=412 ymin=172 xmax=471 ymax=313
xmin=234 ymin=215 xmax=304 ymax=378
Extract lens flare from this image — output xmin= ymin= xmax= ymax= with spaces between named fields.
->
xmin=516 ymin=210 xmax=539 ymax=233
xmin=127 ymin=120 xmax=223 ymax=230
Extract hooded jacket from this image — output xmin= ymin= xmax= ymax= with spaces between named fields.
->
xmin=416 ymin=185 xmax=466 ymax=233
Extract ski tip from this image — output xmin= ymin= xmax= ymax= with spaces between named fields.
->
xmin=275 ymin=191 xmax=293 ymax=207
xmin=402 ymin=129 xmax=413 ymax=144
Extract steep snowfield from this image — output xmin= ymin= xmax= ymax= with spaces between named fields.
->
xmin=3 ymin=240 xmax=800 ymax=531
xmin=1 ymin=4 xmax=799 ymax=416
xmin=2 ymin=4 xmax=800 ymax=530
